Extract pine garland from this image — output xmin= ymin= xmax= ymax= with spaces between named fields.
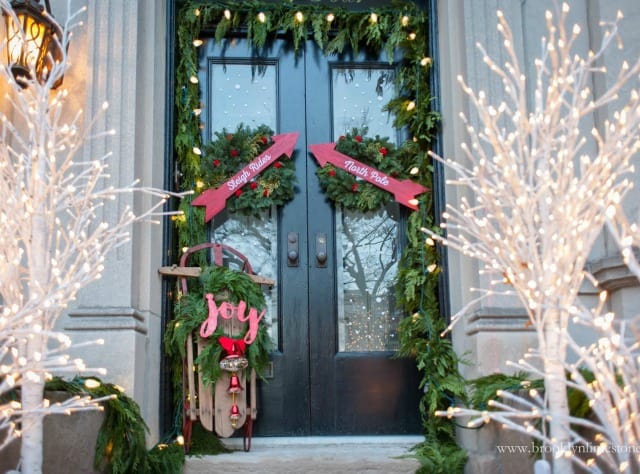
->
xmin=174 ymin=0 xmax=439 ymax=249
xmin=172 ymin=2 xmax=466 ymax=471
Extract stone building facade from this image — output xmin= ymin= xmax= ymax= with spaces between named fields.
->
xmin=48 ymin=0 xmax=639 ymax=471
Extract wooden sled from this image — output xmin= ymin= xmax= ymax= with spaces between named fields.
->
xmin=160 ymin=242 xmax=273 ymax=452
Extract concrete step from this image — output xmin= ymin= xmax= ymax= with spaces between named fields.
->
xmin=183 ymin=436 xmax=423 ymax=474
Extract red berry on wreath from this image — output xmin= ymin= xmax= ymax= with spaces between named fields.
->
xmin=351 ymin=183 xmax=359 ymax=192
xmin=213 ymin=159 xmax=221 ymax=167
xmin=379 ymin=147 xmax=388 ymax=156
xmin=355 ymin=135 xmax=362 ymax=143
xmin=328 ymin=169 xmax=336 ymax=177
xmin=274 ymin=161 xmax=282 ymax=169
xmin=250 ymin=181 xmax=258 ymax=189
xmin=231 ymin=149 xmax=239 ymax=157
xmin=235 ymin=189 xmax=243 ymax=197
xmin=261 ymin=136 xmax=268 ymax=144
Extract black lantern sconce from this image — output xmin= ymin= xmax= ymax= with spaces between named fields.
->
xmin=3 ymin=0 xmax=64 ymax=88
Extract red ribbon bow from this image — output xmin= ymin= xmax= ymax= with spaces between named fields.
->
xmin=218 ymin=336 xmax=246 ymax=357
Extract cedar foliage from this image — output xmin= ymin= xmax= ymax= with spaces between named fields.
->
xmin=44 ymin=377 xmax=185 ymax=474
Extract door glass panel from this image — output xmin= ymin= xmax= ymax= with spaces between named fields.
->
xmin=207 ymin=61 xmax=279 ymax=345
xmin=208 ymin=61 xmax=277 ymax=134
xmin=336 ymin=205 xmax=401 ymax=351
xmin=332 ymin=66 xmax=395 ymax=138
xmin=210 ymin=210 xmax=278 ymax=344
xmin=332 ymin=65 xmax=401 ymax=352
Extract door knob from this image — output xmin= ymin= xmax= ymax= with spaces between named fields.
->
xmin=287 ymin=232 xmax=299 ymax=267
xmin=315 ymin=233 xmax=327 ymax=267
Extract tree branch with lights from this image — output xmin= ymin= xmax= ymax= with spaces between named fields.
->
xmin=425 ymin=4 xmax=640 ymax=473
xmin=0 ymin=1 xmax=186 ymax=472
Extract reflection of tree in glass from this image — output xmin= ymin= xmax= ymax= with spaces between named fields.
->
xmin=332 ymin=67 xmax=396 ymax=140
xmin=341 ymin=208 xmax=400 ymax=351
xmin=209 ymin=208 xmax=278 ymax=342
xmin=211 ymin=209 xmax=276 ymax=279
xmin=341 ymin=208 xmax=397 ymax=296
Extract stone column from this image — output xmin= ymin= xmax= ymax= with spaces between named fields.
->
xmin=55 ymin=0 xmax=167 ymax=443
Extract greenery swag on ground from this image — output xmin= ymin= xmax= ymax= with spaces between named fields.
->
xmin=44 ymin=377 xmax=185 ymax=474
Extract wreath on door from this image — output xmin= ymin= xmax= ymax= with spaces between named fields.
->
xmin=315 ymin=128 xmax=423 ymax=212
xmin=200 ymin=124 xmax=296 ymax=215
xmin=173 ymin=123 xmax=296 ymax=246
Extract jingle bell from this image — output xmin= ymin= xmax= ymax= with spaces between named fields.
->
xmin=228 ymin=372 xmax=243 ymax=393
xmin=230 ymin=403 xmax=241 ymax=427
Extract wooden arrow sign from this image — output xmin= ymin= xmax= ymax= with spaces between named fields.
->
xmin=309 ymin=142 xmax=428 ymax=210
xmin=192 ymin=132 xmax=299 ymax=222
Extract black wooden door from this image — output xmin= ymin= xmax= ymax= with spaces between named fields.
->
xmin=200 ymin=37 xmax=422 ymax=436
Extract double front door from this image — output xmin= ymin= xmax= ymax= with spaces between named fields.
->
xmin=199 ymin=37 xmax=421 ymax=435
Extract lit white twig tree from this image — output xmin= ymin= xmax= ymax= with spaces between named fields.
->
xmin=0 ymin=2 xmax=183 ymax=473
xmin=425 ymin=3 xmax=640 ymax=473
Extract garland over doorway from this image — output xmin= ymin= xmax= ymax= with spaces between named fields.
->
xmin=172 ymin=1 xmax=467 ymax=470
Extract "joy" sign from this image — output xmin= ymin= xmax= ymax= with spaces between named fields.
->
xmin=199 ymin=293 xmax=266 ymax=344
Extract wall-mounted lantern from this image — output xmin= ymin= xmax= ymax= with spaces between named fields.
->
xmin=3 ymin=0 xmax=64 ymax=88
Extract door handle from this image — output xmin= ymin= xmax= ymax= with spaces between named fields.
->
xmin=287 ymin=232 xmax=299 ymax=267
xmin=315 ymin=233 xmax=327 ymax=267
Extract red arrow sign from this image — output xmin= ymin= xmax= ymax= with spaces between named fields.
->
xmin=309 ymin=142 xmax=428 ymax=210
xmin=192 ymin=132 xmax=299 ymax=222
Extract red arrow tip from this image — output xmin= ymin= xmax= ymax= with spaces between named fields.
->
xmin=271 ymin=132 xmax=299 ymax=158
xmin=308 ymin=142 xmax=338 ymax=166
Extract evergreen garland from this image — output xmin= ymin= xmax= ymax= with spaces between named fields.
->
xmin=174 ymin=0 xmax=439 ymax=248
xmin=173 ymin=2 xmax=465 ymax=471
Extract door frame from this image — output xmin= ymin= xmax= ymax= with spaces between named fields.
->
xmin=160 ymin=0 xmax=447 ymax=439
